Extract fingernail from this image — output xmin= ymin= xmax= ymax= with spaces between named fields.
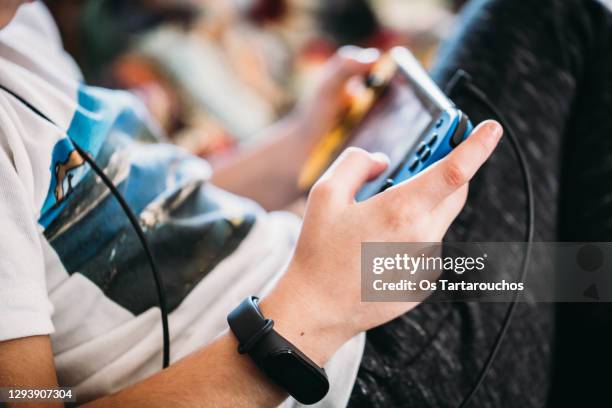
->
xmin=359 ymin=48 xmax=380 ymax=63
xmin=371 ymin=151 xmax=390 ymax=164
xmin=339 ymin=46 xmax=380 ymax=64
xmin=484 ymin=121 xmax=503 ymax=141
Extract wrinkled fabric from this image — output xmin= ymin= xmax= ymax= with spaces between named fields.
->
xmin=349 ymin=0 xmax=612 ymax=407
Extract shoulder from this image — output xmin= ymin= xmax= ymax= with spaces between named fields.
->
xmin=6 ymin=3 xmax=64 ymax=49
xmin=0 ymin=3 xmax=83 ymax=82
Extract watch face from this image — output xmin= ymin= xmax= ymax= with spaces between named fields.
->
xmin=265 ymin=349 xmax=329 ymax=405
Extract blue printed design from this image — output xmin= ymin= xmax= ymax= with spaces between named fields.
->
xmin=39 ymin=85 xmax=158 ymax=227
xmin=41 ymin=84 xmax=256 ymax=315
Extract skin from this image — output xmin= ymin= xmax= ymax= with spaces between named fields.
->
xmin=0 ymin=3 xmax=504 ymax=407
xmin=1 ymin=121 xmax=502 ymax=408
xmin=210 ymin=46 xmax=382 ymax=210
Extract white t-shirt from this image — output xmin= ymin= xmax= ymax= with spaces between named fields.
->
xmin=0 ymin=3 xmax=364 ymax=407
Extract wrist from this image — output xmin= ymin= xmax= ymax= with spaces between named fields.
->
xmin=259 ymin=271 xmax=355 ymax=366
xmin=285 ymin=107 xmax=324 ymax=155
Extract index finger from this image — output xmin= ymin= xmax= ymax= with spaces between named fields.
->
xmin=321 ymin=47 xmax=380 ymax=94
xmin=388 ymin=120 xmax=503 ymax=211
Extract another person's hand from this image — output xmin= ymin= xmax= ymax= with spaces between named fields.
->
xmin=261 ymin=120 xmax=503 ymax=365
xmin=209 ymin=46 xmax=380 ymax=211
xmin=291 ymin=46 xmax=380 ymax=151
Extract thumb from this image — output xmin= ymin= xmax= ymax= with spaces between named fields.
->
xmin=324 ymin=46 xmax=380 ymax=91
xmin=315 ymin=147 xmax=389 ymax=203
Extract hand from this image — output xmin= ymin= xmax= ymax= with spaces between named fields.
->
xmin=209 ymin=46 xmax=379 ymax=210
xmin=261 ymin=120 xmax=504 ymax=365
xmin=290 ymin=46 xmax=380 ymax=151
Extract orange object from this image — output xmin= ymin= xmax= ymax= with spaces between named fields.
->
xmin=297 ymin=52 xmax=397 ymax=190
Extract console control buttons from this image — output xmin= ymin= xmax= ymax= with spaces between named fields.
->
xmin=450 ymin=132 xmax=464 ymax=148
xmin=417 ymin=143 xmax=427 ymax=156
xmin=409 ymin=159 xmax=420 ymax=172
xmin=450 ymin=112 xmax=469 ymax=148
xmin=428 ymin=134 xmax=438 ymax=147
xmin=381 ymin=178 xmax=395 ymax=192
xmin=435 ymin=118 xmax=444 ymax=128
xmin=420 ymin=150 xmax=431 ymax=162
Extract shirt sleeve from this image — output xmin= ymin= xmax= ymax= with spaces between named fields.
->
xmin=0 ymin=141 xmax=54 ymax=342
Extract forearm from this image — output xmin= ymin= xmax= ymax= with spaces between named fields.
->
xmin=2 ymin=121 xmax=500 ymax=408
xmin=0 ymin=336 xmax=62 ymax=408
xmin=85 ymin=276 xmax=350 ymax=408
xmin=210 ymin=113 xmax=315 ymax=211
xmin=86 ymin=333 xmax=285 ymax=408
xmin=209 ymin=47 xmax=379 ymax=210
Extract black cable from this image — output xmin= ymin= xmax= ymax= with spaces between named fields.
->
xmin=71 ymin=143 xmax=171 ymax=369
xmin=0 ymin=84 xmax=171 ymax=369
xmin=0 ymin=72 xmax=531 ymax=391
xmin=447 ymin=72 xmax=535 ymax=407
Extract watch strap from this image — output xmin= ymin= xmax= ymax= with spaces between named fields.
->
xmin=227 ymin=296 xmax=330 ymax=405
xmin=227 ymin=296 xmax=274 ymax=354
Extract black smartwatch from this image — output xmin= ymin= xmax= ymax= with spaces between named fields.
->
xmin=227 ymin=296 xmax=329 ymax=405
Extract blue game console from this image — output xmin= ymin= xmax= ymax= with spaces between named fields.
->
xmin=353 ymin=47 xmax=473 ymax=201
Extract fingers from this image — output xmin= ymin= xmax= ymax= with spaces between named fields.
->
xmin=324 ymin=46 xmax=380 ymax=92
xmin=313 ymin=147 xmax=389 ymax=204
xmin=427 ymin=184 xmax=469 ymax=239
xmin=389 ymin=120 xmax=503 ymax=212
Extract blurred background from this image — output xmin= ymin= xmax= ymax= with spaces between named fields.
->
xmin=44 ymin=0 xmax=469 ymax=157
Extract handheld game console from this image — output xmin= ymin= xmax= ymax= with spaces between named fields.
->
xmin=298 ymin=46 xmax=473 ymax=201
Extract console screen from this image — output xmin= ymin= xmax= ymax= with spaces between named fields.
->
xmin=349 ymin=72 xmax=438 ymax=170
